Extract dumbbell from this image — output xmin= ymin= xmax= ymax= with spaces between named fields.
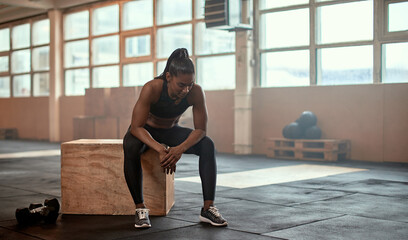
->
xmin=15 ymin=198 xmax=60 ymax=225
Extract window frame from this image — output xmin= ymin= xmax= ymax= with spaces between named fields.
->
xmin=0 ymin=14 xmax=50 ymax=98
xmin=62 ymin=0 xmax=235 ymax=95
xmin=255 ymin=0 xmax=408 ymax=87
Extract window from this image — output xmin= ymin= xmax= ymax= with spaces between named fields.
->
xmin=11 ymin=50 xmax=30 ymax=74
xmin=33 ymin=73 xmax=49 ymax=96
xmin=195 ymin=22 xmax=235 ymax=55
xmin=261 ymin=50 xmax=309 ymax=87
xmin=125 ymin=35 xmax=150 ymax=58
xmin=258 ymin=0 xmax=408 ymax=86
xmin=197 ymin=55 xmax=235 ymax=90
xmin=13 ymin=74 xmax=30 ymax=97
xmin=317 ymin=46 xmax=373 ymax=85
xmin=32 ymin=19 xmax=50 ymax=45
xmin=62 ymin=0 xmax=236 ymax=94
xmin=388 ymin=1 xmax=408 ymax=32
xmin=382 ymin=42 xmax=408 ymax=83
xmin=0 ymin=76 xmax=10 ymax=98
xmin=93 ymin=66 xmax=119 ymax=88
xmin=92 ymin=5 xmax=119 ymax=35
xmin=157 ymin=0 xmax=192 ymax=25
xmin=123 ymin=63 xmax=153 ymax=86
xmin=259 ymin=0 xmax=308 ymax=10
xmin=316 ymin=1 xmax=373 ymax=44
xmin=123 ymin=0 xmax=153 ymax=30
xmin=0 ymin=17 xmax=50 ymax=98
xmin=12 ymin=24 xmax=30 ymax=49
xmin=64 ymin=11 xmax=89 ymax=40
xmin=0 ymin=28 xmax=10 ymax=52
xmin=65 ymin=69 xmax=89 ymax=96
xmin=64 ymin=40 xmax=89 ymax=68
xmin=260 ymin=8 xmax=309 ymax=49
xmin=156 ymin=24 xmax=192 ymax=59
xmin=0 ymin=56 xmax=8 ymax=72
xmin=92 ymin=36 xmax=119 ymax=65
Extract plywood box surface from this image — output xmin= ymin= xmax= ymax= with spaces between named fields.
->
xmin=61 ymin=139 xmax=174 ymax=216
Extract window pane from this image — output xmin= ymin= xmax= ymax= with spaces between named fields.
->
xmin=156 ymin=60 xmax=166 ymax=76
xmin=65 ymin=69 xmax=89 ymax=96
xmin=123 ymin=0 xmax=153 ymax=30
xmin=33 ymin=73 xmax=49 ymax=96
xmin=32 ymin=19 xmax=50 ymax=46
xmin=317 ymin=46 xmax=373 ymax=85
xmin=0 ymin=56 xmax=8 ymax=72
xmin=64 ymin=11 xmax=89 ymax=40
xmin=0 ymin=76 xmax=10 ymax=98
xmin=195 ymin=22 xmax=235 ymax=55
xmin=157 ymin=0 xmax=192 ymax=25
xmin=260 ymin=9 xmax=309 ymax=49
xmin=92 ymin=66 xmax=119 ymax=88
xmin=125 ymin=35 xmax=150 ymax=58
xmin=382 ymin=42 xmax=408 ymax=83
xmin=64 ymin=40 xmax=89 ymax=68
xmin=12 ymin=24 xmax=30 ymax=49
xmin=195 ymin=0 xmax=205 ymax=19
xmin=12 ymin=50 xmax=31 ymax=73
xmin=92 ymin=36 xmax=119 ymax=65
xmin=260 ymin=0 xmax=308 ymax=10
xmin=317 ymin=0 xmax=373 ymax=44
xmin=197 ymin=55 xmax=235 ymax=90
xmin=261 ymin=50 xmax=309 ymax=87
xmin=32 ymin=46 xmax=49 ymax=71
xmin=156 ymin=24 xmax=192 ymax=58
xmin=93 ymin=5 xmax=119 ymax=35
xmin=388 ymin=2 xmax=408 ymax=32
xmin=0 ymin=28 xmax=10 ymax=52
xmin=13 ymin=74 xmax=31 ymax=97
xmin=123 ymin=62 xmax=153 ymax=86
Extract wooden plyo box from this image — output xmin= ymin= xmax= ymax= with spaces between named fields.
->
xmin=61 ymin=139 xmax=174 ymax=216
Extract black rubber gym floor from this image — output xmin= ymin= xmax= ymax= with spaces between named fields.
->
xmin=1 ymin=139 xmax=407 ymax=240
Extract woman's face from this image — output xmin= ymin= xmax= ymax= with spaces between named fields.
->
xmin=166 ymin=72 xmax=195 ymax=100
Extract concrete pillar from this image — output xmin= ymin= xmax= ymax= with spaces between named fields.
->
xmin=234 ymin=0 xmax=254 ymax=154
xmin=48 ymin=9 xmax=63 ymax=142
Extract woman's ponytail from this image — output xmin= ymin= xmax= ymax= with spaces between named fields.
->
xmin=155 ymin=48 xmax=195 ymax=80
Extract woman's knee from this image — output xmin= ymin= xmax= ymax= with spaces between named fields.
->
xmin=200 ymin=136 xmax=215 ymax=152
xmin=123 ymin=131 xmax=144 ymax=155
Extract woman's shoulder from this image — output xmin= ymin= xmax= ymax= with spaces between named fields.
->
xmin=142 ymin=79 xmax=164 ymax=93
xmin=138 ymin=79 xmax=164 ymax=104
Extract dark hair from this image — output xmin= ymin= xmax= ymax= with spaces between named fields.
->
xmin=155 ymin=48 xmax=195 ymax=80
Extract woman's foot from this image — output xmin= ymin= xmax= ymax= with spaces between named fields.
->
xmin=135 ymin=208 xmax=151 ymax=228
xmin=199 ymin=206 xmax=228 ymax=227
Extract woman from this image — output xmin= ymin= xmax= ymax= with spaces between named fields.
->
xmin=123 ymin=48 xmax=228 ymax=228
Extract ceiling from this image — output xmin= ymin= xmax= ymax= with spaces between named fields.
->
xmin=0 ymin=0 xmax=100 ymax=23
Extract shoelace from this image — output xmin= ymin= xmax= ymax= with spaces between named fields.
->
xmin=208 ymin=206 xmax=221 ymax=218
xmin=136 ymin=209 xmax=149 ymax=220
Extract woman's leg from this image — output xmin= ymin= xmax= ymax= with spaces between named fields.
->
xmin=153 ymin=125 xmax=217 ymax=203
xmin=123 ymin=129 xmax=146 ymax=206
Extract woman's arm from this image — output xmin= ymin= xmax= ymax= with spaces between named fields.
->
xmin=130 ymin=82 xmax=168 ymax=155
xmin=160 ymin=84 xmax=208 ymax=169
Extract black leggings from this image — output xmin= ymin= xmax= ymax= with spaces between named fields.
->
xmin=123 ymin=124 xmax=217 ymax=205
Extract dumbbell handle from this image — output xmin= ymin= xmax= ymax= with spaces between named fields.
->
xmin=29 ymin=206 xmax=56 ymax=215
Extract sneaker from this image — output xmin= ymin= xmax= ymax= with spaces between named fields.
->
xmin=135 ymin=208 xmax=151 ymax=228
xmin=199 ymin=206 xmax=228 ymax=227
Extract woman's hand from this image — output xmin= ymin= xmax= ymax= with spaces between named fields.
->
xmin=160 ymin=145 xmax=185 ymax=174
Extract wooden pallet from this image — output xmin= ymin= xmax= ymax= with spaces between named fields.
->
xmin=0 ymin=128 xmax=18 ymax=140
xmin=266 ymin=138 xmax=351 ymax=161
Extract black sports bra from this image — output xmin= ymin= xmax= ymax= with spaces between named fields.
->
xmin=149 ymin=79 xmax=191 ymax=118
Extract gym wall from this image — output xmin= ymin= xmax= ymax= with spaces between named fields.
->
xmin=252 ymin=83 xmax=408 ymax=163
